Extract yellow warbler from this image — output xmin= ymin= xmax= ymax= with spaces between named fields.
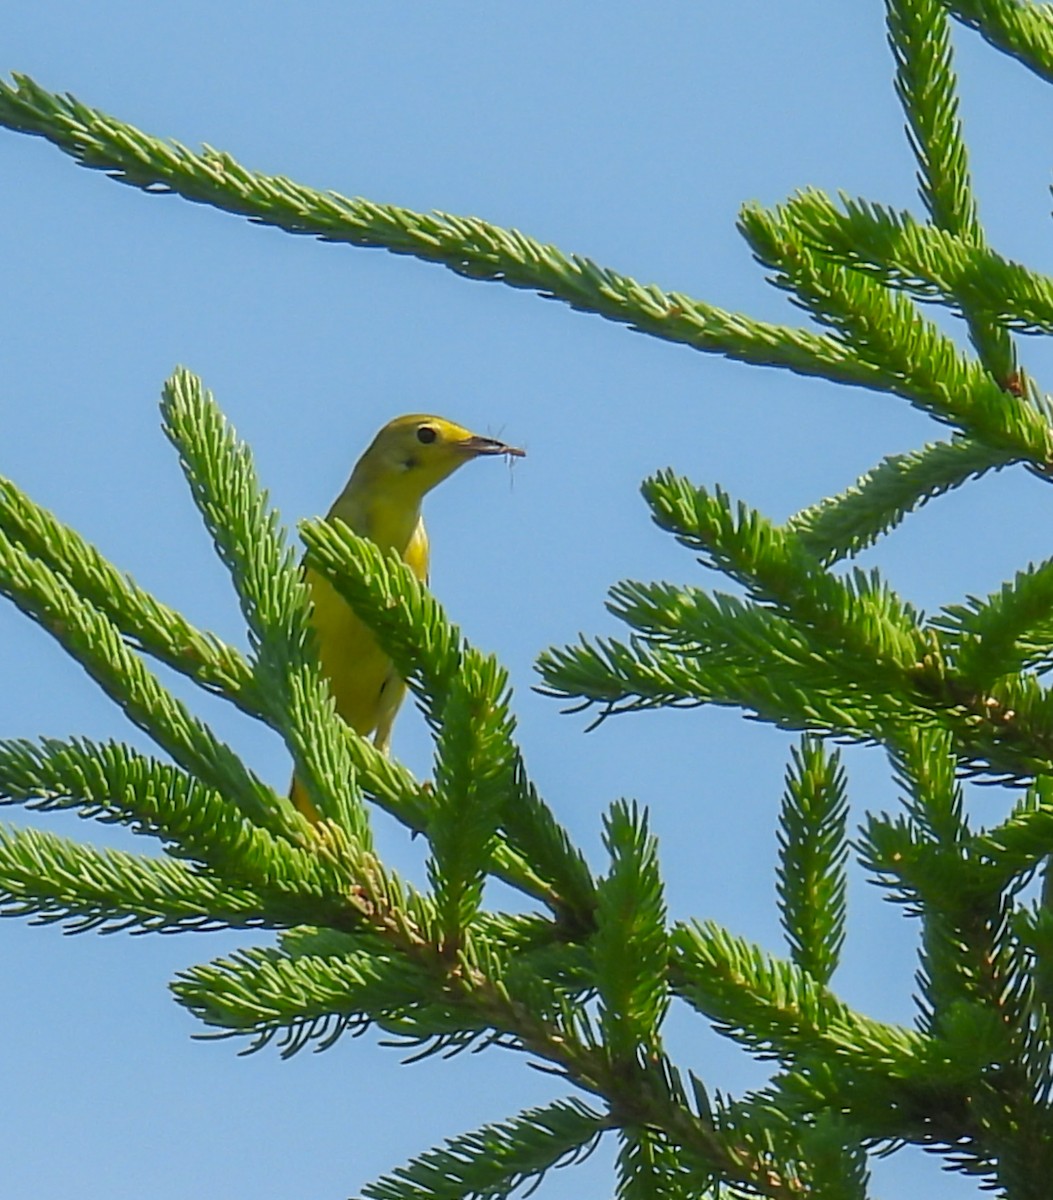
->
xmin=292 ymin=414 xmax=524 ymax=817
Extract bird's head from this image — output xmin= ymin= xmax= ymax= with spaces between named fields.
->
xmin=355 ymin=414 xmax=525 ymax=499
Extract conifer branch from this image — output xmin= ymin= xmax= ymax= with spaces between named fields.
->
xmin=781 ymin=190 xmax=1053 ymax=339
xmin=973 ymin=776 xmax=1053 ymax=883
xmin=935 ymin=560 xmax=1053 ymax=685
xmin=173 ymin=941 xmax=456 ymax=1054
xmin=0 ymin=822 xmax=269 ymax=932
xmin=670 ymin=921 xmax=931 ymax=1076
xmin=888 ymin=0 xmax=980 ymax=240
xmin=0 ymin=736 xmax=281 ymax=864
xmin=0 ymin=737 xmax=368 ymax=916
xmin=357 ymin=1099 xmax=609 ymax=1200
xmin=498 ymin=759 xmax=597 ymax=936
xmin=0 ymin=473 xmax=261 ymax=712
xmin=592 ymin=802 xmax=668 ymax=1059
xmin=302 ymin=518 xmax=596 ymax=925
xmin=161 ymin=367 xmax=370 ymax=836
xmin=949 ymin=0 xmax=1053 ymax=85
xmin=672 ymin=921 xmax=1000 ymax=1153
xmin=427 ymin=658 xmax=512 ymax=949
xmin=0 ymin=73 xmax=900 ymax=397
xmin=0 ymin=525 xmax=285 ymax=833
xmin=537 ymin=620 xmax=928 ymax=746
xmin=616 ymin=1126 xmax=704 ymax=1200
xmin=710 ymin=1103 xmax=871 ymax=1200
xmin=641 ymin=470 xmax=928 ymax=668
xmin=889 ymin=0 xmax=1014 ymax=377
xmin=777 ymin=738 xmax=849 ymax=987
xmin=738 ymin=201 xmax=1048 ymax=458
xmin=854 ymin=728 xmax=1053 ymax=1185
xmin=787 ymin=435 xmax=1014 ymax=563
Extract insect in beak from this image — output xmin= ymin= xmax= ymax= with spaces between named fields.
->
xmin=458 ymin=435 xmax=525 ymax=459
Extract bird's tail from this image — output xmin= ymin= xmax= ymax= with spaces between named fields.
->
xmin=290 ymin=774 xmax=321 ymax=822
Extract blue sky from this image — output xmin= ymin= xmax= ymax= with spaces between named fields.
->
xmin=5 ymin=4 xmax=1053 ymax=1197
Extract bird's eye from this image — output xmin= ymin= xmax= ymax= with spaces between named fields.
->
xmin=416 ymin=425 xmax=437 ymax=445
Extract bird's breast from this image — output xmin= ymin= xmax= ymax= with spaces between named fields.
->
xmin=403 ymin=517 xmax=429 ymax=583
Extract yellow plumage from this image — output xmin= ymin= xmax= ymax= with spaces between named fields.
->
xmin=292 ymin=414 xmax=524 ymax=818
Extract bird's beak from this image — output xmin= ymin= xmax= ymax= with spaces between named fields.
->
xmin=458 ymin=434 xmax=526 ymax=459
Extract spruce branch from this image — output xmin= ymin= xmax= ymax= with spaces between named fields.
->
xmin=781 ymin=189 xmax=1053 ymax=340
xmin=363 ymin=946 xmax=804 ymax=1198
xmin=544 ymin=589 xmax=1053 ymax=787
xmin=889 ymin=0 xmax=1014 ymax=376
xmin=497 ymin=758 xmax=597 ymax=938
xmin=777 ymin=738 xmax=849 ymax=986
xmin=592 ymin=801 xmax=668 ymax=1060
xmin=549 ymin=471 xmax=1053 ymax=787
xmin=0 ymin=737 xmax=369 ymax=915
xmin=427 ymin=657 xmax=513 ymax=950
xmin=935 ymin=560 xmax=1053 ymax=685
xmin=615 ymin=1126 xmax=709 ymax=1200
xmin=357 ymin=1099 xmax=609 ymax=1200
xmin=892 ymin=724 xmax=969 ymax=848
xmin=0 ymin=73 xmax=899 ymax=396
xmin=172 ymin=941 xmax=457 ymax=1055
xmin=161 ymin=366 xmax=370 ymax=836
xmin=641 ymin=470 xmax=928 ymax=669
xmin=172 ymin=890 xmax=792 ymax=1196
xmin=789 ymin=1114 xmax=871 ymax=1200
xmin=918 ymin=895 xmax=1053 ymax=1188
xmin=0 ymin=473 xmax=261 ymax=712
xmin=708 ymin=1101 xmax=871 ymax=1200
xmin=672 ymin=922 xmax=1000 ymax=1154
xmin=855 ymin=726 xmax=1053 ymax=1187
xmin=888 ymin=0 xmax=981 ymax=241
xmin=787 ymin=435 xmax=1014 ymax=563
xmin=0 ymin=736 xmax=279 ymax=864
xmin=738 ymin=200 xmax=1048 ymax=458
xmin=0 ymin=524 xmax=285 ymax=833
xmin=537 ymin=620 xmax=930 ymax=747
xmin=949 ymin=0 xmax=1053 ymax=85
xmin=670 ymin=921 xmax=932 ymax=1075
xmin=0 ymin=822 xmax=269 ymax=933
xmin=302 ymin=517 xmax=596 ymax=926
xmin=974 ymin=776 xmax=1053 ymax=884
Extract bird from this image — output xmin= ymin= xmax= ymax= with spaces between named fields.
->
xmin=291 ymin=414 xmax=524 ymax=819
